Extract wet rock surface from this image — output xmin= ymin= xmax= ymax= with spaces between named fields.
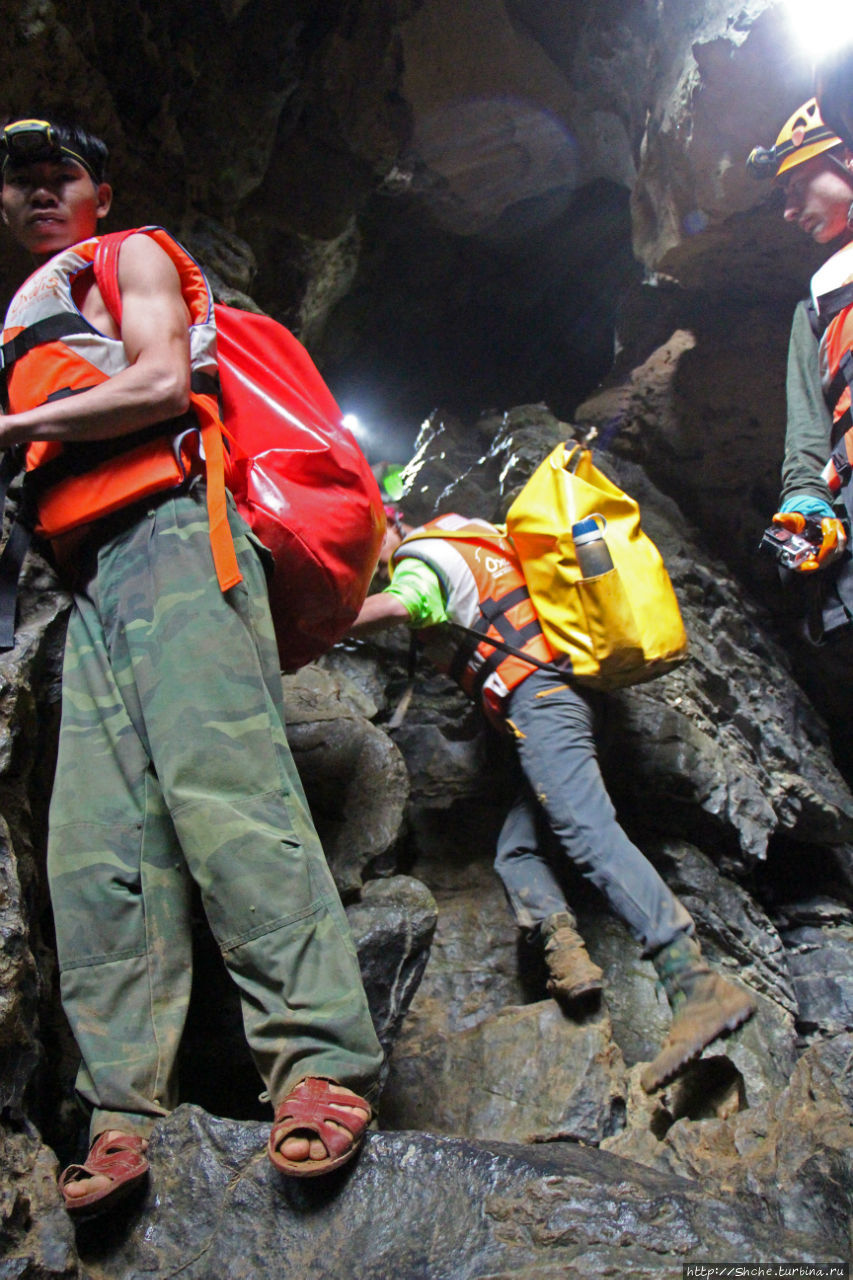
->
xmin=346 ymin=875 xmax=438 ymax=1079
xmin=782 ymin=917 xmax=853 ymax=1038
xmin=604 ymin=1033 xmax=853 ymax=1253
xmin=384 ymin=996 xmax=628 ymax=1146
xmin=0 ymin=1123 xmax=78 ymax=1280
xmin=66 ymin=1107 xmax=846 ymax=1279
xmin=281 ymin=664 xmax=410 ymax=892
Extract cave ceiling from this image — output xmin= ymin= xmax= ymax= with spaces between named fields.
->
xmin=0 ymin=1 xmax=826 ymax=469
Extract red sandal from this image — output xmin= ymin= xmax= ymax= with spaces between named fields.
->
xmin=268 ymin=1077 xmax=372 ymax=1178
xmin=59 ymin=1131 xmax=149 ymax=1217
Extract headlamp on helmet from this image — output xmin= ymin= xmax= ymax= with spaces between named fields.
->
xmin=746 ymin=97 xmax=843 ymax=181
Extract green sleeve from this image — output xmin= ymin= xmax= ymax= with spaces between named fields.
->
xmin=780 ymin=299 xmax=835 ymax=507
xmin=385 ymin=558 xmax=449 ymax=628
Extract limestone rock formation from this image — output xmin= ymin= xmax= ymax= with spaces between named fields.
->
xmin=281 ymin=663 xmax=410 ymax=892
xmin=57 ymin=1107 xmax=848 ymax=1279
xmin=346 ymin=875 xmax=438 ymax=1078
xmin=604 ymin=1032 xmax=853 ymax=1251
xmin=2 ymin=0 xmax=853 ymax=1275
xmin=1 ymin=1122 xmax=77 ymax=1280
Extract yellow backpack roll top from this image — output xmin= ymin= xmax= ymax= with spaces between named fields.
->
xmin=506 ymin=441 xmax=688 ymax=689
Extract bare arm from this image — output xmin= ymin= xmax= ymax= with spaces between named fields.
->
xmin=349 ymin=591 xmax=413 ymax=635
xmin=0 ymin=234 xmax=191 ymax=448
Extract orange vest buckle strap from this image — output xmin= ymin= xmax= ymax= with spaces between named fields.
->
xmin=448 ymin=585 xmax=551 ymax=695
xmin=814 ymin=244 xmax=853 ymax=439
xmin=26 ymin=422 xmax=200 ymax=539
xmin=813 ymin=281 xmax=853 ymax=333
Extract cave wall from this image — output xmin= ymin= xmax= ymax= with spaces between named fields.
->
xmin=1 ymin=3 xmax=818 ymax=463
xmin=2 ymin=0 xmax=824 ymax=557
xmin=3 ymin=1 xmax=853 ymax=1273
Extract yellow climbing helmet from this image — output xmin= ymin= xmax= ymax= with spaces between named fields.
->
xmin=747 ymin=97 xmax=844 ymax=180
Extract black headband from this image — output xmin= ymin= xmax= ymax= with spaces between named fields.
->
xmin=1 ymin=119 xmax=98 ymax=181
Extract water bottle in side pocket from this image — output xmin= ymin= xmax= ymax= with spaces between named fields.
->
xmin=572 ymin=515 xmax=613 ymax=578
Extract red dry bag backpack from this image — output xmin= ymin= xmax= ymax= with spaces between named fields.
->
xmin=94 ymin=230 xmax=384 ymax=670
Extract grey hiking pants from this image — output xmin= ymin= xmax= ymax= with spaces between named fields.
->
xmin=47 ymin=485 xmax=383 ymax=1142
xmin=495 ymin=670 xmax=693 ymax=954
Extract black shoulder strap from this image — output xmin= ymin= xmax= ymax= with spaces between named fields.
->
xmin=446 ymin=617 xmax=570 ymax=680
xmin=0 ymin=314 xmax=97 ymax=374
xmin=814 ymin=280 xmax=853 ymax=331
xmin=191 ymin=370 xmax=219 ymax=397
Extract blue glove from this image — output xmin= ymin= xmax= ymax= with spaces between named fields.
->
xmin=777 ymin=494 xmax=836 ymax=521
xmin=773 ymin=494 xmax=847 ymax=572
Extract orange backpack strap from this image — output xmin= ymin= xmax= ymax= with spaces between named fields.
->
xmin=193 ymin=394 xmax=241 ymax=591
xmin=93 ymin=231 xmax=242 ymax=593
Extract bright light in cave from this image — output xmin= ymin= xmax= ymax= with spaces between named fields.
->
xmin=786 ymin=0 xmax=852 ymax=63
xmin=342 ymin=412 xmax=367 ymax=443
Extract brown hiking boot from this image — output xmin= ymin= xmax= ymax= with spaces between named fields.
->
xmin=541 ymin=912 xmax=604 ymax=1004
xmin=641 ymin=934 xmax=757 ymax=1093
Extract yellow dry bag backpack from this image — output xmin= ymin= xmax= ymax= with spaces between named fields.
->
xmin=505 ymin=441 xmax=688 ymax=689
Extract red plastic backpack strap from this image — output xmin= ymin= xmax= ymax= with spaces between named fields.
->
xmin=93 ymin=230 xmax=137 ymax=327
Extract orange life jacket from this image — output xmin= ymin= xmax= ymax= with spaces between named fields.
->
xmin=809 ymin=241 xmax=853 ymax=499
xmin=0 ymin=226 xmax=240 ymax=591
xmin=391 ymin=514 xmax=556 ymax=722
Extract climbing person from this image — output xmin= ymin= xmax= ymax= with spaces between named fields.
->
xmin=350 ymin=509 xmax=756 ymax=1093
xmin=748 ymin=98 xmax=853 ymax=626
xmin=0 ymin=118 xmax=383 ymax=1213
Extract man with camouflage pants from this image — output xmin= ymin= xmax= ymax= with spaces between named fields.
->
xmin=0 ymin=119 xmax=383 ymax=1214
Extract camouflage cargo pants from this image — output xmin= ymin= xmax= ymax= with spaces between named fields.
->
xmin=47 ymin=484 xmax=383 ymax=1142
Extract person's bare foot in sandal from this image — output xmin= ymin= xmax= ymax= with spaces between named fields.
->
xmin=60 ymin=1130 xmax=149 ymax=1216
xmin=268 ymin=1077 xmax=372 ymax=1177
